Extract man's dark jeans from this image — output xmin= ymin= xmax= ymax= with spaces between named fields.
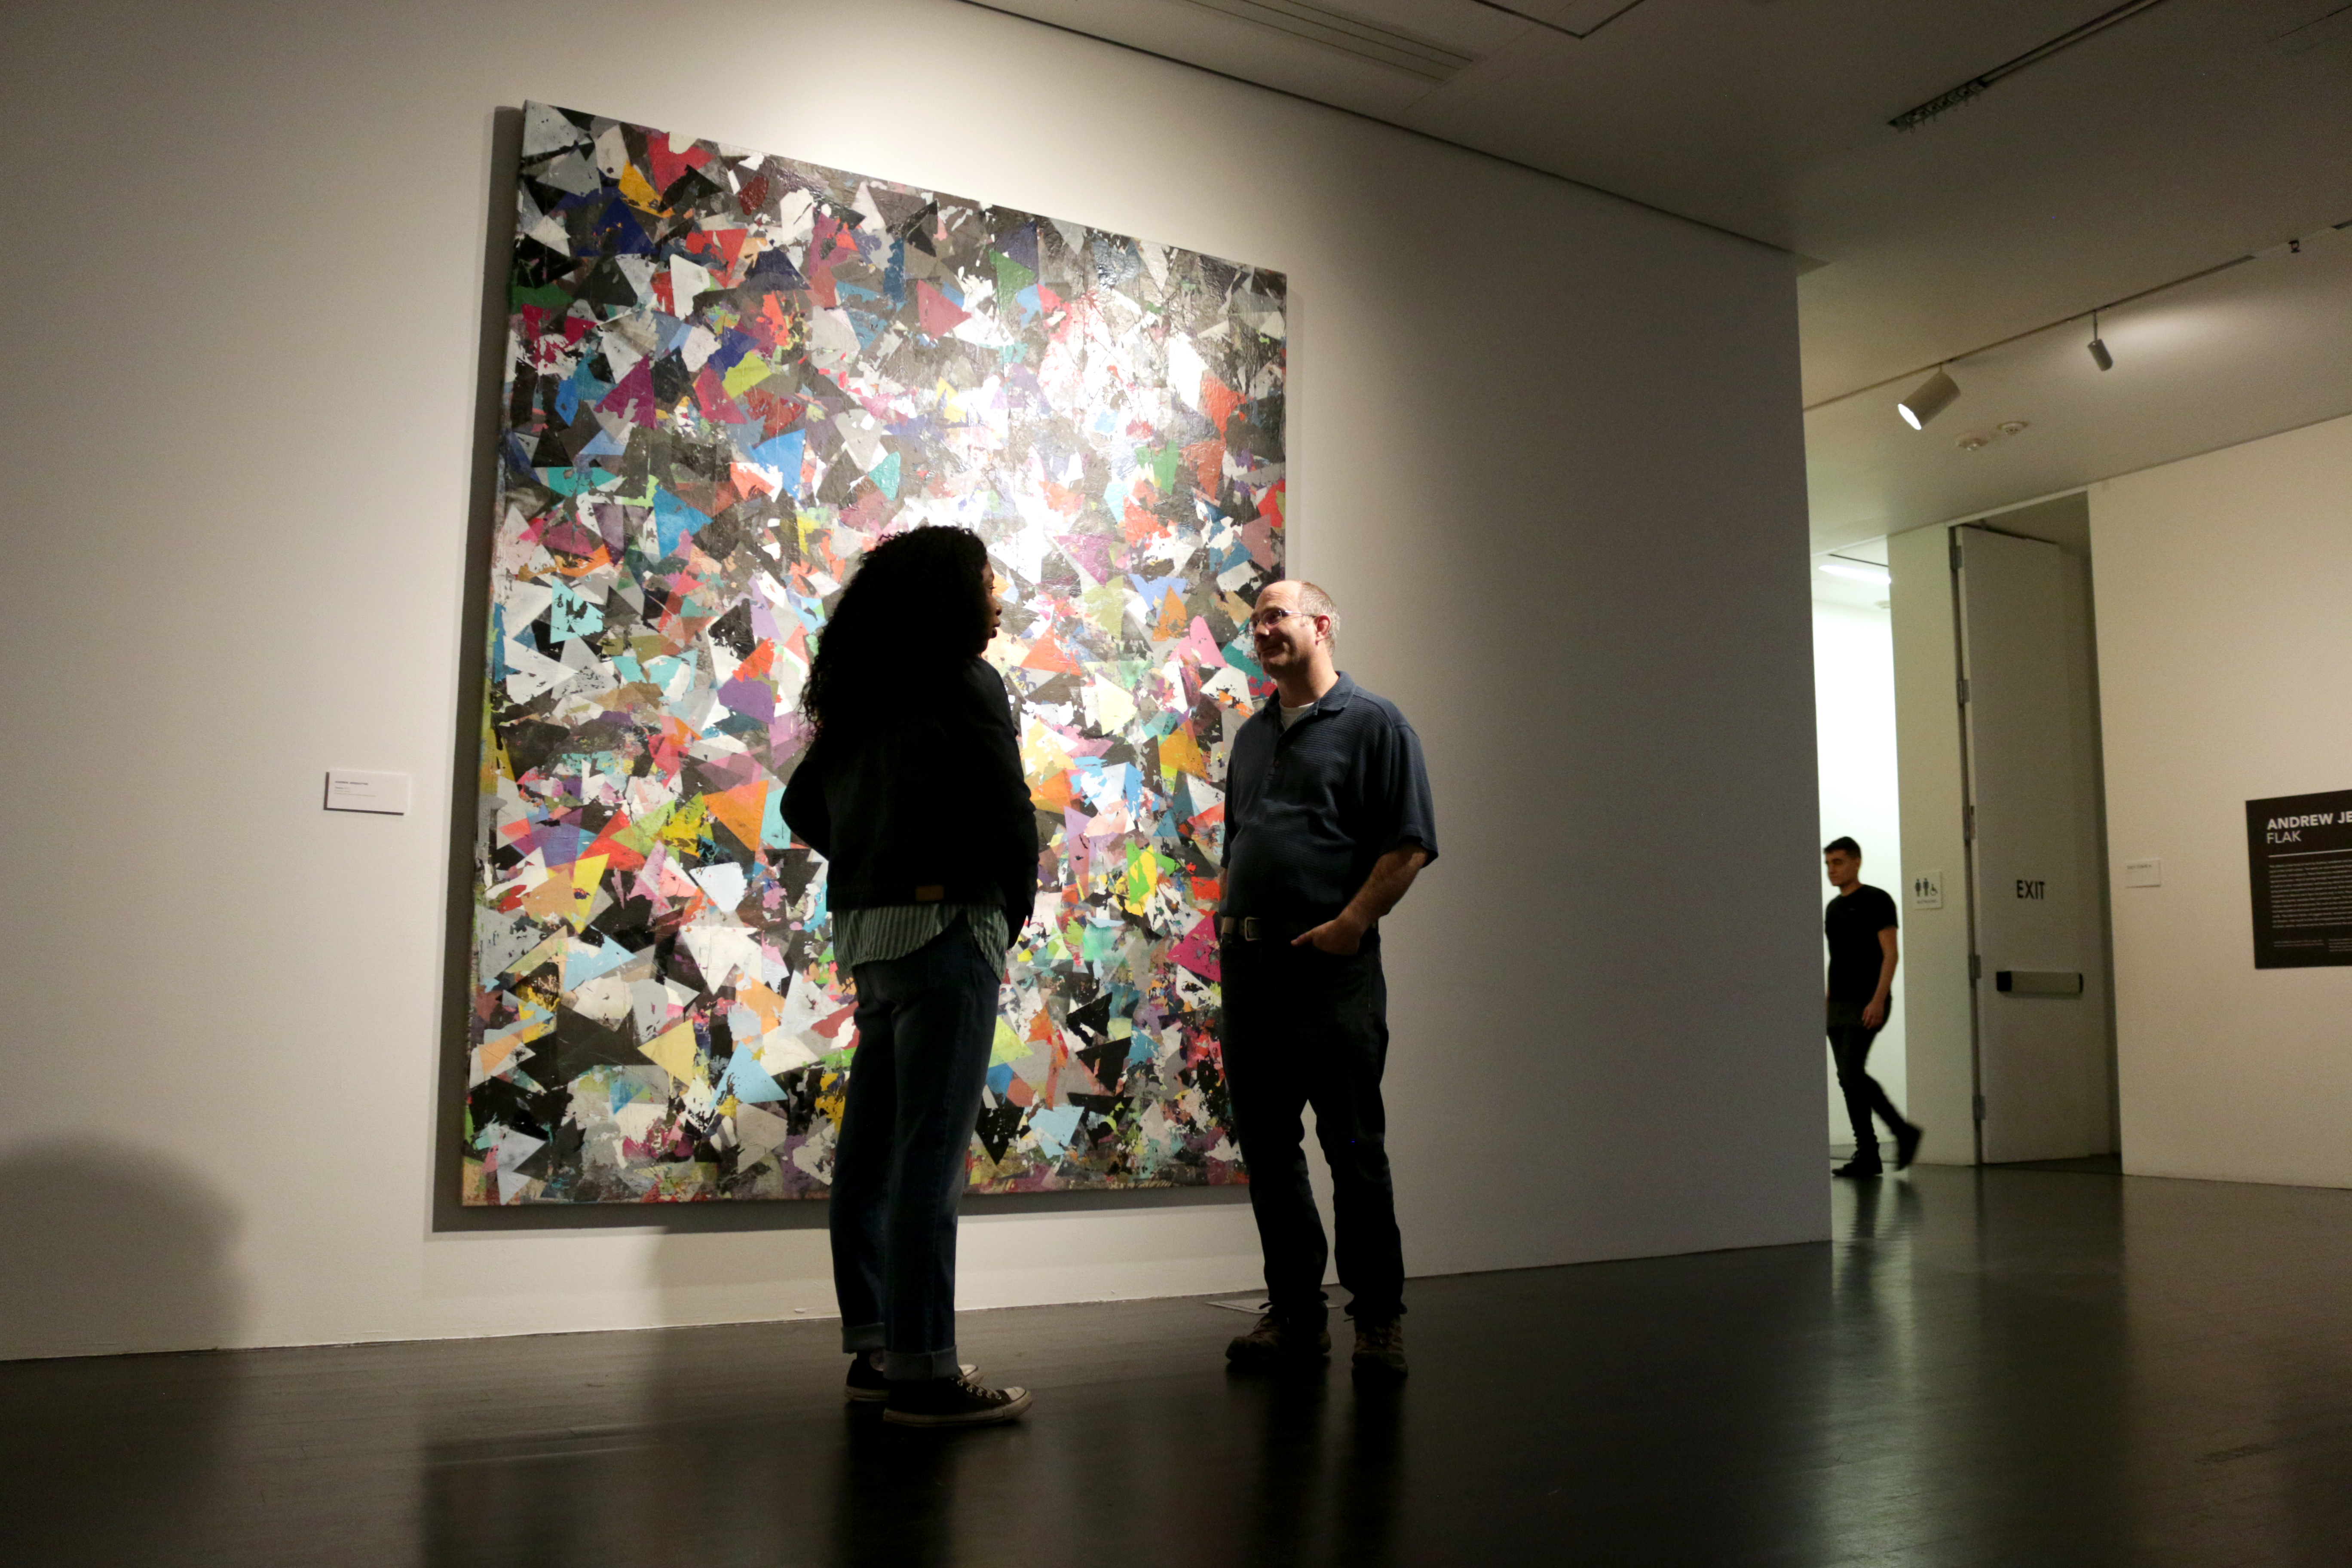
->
xmin=833 ymin=921 xmax=999 ymax=1379
xmin=1220 ymin=933 xmax=1404 ymax=1326
xmin=1828 ymin=1000 xmax=1905 ymax=1164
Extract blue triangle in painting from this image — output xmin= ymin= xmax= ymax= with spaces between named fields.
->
xmin=564 ymin=935 xmax=636 ymax=992
xmin=726 ymin=1047 xmax=788 ymax=1104
xmin=749 ymin=429 xmax=804 ymax=494
xmin=654 ymin=489 xmax=708 ymax=561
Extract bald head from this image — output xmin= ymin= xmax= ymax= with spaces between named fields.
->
xmin=1253 ymin=579 xmax=1341 ymax=705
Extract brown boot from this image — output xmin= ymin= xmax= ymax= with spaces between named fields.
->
xmin=1225 ymin=1313 xmax=1330 ymax=1367
xmin=1351 ymin=1317 xmax=1407 ymax=1377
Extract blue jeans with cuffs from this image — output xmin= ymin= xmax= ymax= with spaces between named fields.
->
xmin=831 ymin=919 xmax=1000 ymax=1380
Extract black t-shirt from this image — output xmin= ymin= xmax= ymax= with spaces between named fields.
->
xmin=1825 ymin=884 xmax=1899 ymax=1002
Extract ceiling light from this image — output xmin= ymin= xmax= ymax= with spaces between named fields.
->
xmin=1821 ymin=560 xmax=1892 ymax=586
xmin=1898 ymin=368 xmax=1960 ymax=429
xmin=2087 ymin=309 xmax=2113 ymax=371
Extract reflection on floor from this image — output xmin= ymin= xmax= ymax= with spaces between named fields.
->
xmin=6 ymin=1164 xmax=2352 ymax=1566
xmin=1993 ymin=1152 xmax=2127 ymax=1174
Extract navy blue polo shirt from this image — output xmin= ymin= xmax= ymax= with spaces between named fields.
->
xmin=1221 ymin=672 xmax=1439 ymax=919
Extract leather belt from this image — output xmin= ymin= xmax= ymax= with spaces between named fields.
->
xmin=1219 ymin=915 xmax=1322 ymax=942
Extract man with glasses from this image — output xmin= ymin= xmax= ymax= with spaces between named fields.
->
xmin=1218 ymin=579 xmax=1437 ymax=1377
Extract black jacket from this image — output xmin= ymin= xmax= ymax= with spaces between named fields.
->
xmin=781 ymin=657 xmax=1038 ymax=935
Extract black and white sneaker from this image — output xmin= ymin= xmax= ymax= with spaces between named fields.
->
xmin=882 ymin=1368 xmax=1032 ymax=1428
xmin=845 ymin=1351 xmax=889 ymax=1403
xmin=847 ymin=1351 xmax=977 ymax=1403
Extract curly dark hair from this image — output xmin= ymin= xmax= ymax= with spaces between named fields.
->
xmin=802 ymin=526 xmax=994 ymax=734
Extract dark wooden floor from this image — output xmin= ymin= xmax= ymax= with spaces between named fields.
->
xmin=7 ymin=1164 xmax=2352 ymax=1567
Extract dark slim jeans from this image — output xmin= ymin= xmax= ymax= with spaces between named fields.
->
xmin=1828 ymin=1001 xmax=1907 ymax=1164
xmin=1219 ymin=934 xmax=1404 ymax=1326
xmin=832 ymin=922 xmax=999 ymax=1379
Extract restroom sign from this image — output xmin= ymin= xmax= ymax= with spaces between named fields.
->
xmin=2245 ymin=787 xmax=2352 ymax=969
xmin=1910 ymin=870 xmax=1944 ymax=910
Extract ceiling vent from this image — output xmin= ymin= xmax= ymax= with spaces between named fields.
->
xmin=1180 ymin=0 xmax=1480 ymax=81
xmin=1471 ymin=0 xmax=1649 ymax=39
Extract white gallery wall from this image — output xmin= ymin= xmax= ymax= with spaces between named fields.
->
xmin=0 ymin=0 xmax=1820 ymax=1357
xmin=1812 ymin=602 xmax=1908 ymax=1147
xmin=2091 ymin=413 xmax=2352 ymax=1188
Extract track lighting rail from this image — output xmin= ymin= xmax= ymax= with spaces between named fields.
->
xmin=1888 ymin=0 xmax=2179 ymax=131
xmin=1802 ymin=215 xmax=2352 ymax=416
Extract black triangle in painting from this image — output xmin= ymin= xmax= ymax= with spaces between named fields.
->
xmin=891 ymin=200 xmax=940 ymax=255
xmin=575 ymin=255 xmax=639 ymax=310
xmin=975 ymin=1102 xmax=1023 ymax=1164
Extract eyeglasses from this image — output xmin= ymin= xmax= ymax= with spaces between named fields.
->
xmin=1246 ymin=607 xmax=1309 ymax=631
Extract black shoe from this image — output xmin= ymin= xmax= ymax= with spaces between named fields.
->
xmin=1226 ymin=1313 xmax=1331 ymax=1367
xmin=1893 ymin=1121 xmax=1924 ymax=1170
xmin=848 ymin=1351 xmax=977 ymax=1403
xmin=882 ymin=1369 xmax=1031 ymax=1428
xmin=1832 ymin=1158 xmax=1884 ymax=1179
xmin=845 ymin=1350 xmax=888 ymax=1403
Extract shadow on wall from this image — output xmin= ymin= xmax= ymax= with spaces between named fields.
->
xmin=0 ymin=1136 xmax=247 ymax=1359
xmin=0 ymin=1142 xmax=249 ymax=1562
xmin=0 ymin=1141 xmax=248 ymax=1559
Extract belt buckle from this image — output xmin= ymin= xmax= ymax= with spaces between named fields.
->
xmin=1241 ymin=916 xmax=1262 ymax=941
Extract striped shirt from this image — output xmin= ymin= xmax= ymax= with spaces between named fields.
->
xmin=834 ymin=902 xmax=1011 ymax=972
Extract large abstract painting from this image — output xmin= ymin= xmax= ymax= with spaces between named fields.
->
xmin=464 ymin=104 xmax=1286 ymax=1203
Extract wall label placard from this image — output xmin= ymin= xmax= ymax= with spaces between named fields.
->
xmin=324 ymin=769 xmax=410 ymax=815
xmin=2245 ymin=788 xmax=2352 ymax=969
xmin=1910 ymin=870 xmax=1943 ymax=911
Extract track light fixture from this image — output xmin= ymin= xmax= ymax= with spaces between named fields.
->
xmin=2087 ymin=309 xmax=2113 ymax=371
xmin=1897 ymin=368 xmax=1960 ymax=430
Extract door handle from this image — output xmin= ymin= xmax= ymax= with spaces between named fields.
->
xmin=1995 ymin=970 xmax=2082 ymax=996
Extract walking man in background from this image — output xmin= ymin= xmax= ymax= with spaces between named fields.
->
xmin=1218 ymin=579 xmax=1437 ymax=1377
xmin=1823 ymin=836 xmax=1921 ymax=1178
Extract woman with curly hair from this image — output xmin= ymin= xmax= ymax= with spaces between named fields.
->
xmin=782 ymin=524 xmax=1038 ymax=1427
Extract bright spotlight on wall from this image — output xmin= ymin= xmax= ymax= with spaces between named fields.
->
xmin=2087 ymin=309 xmax=2113 ymax=371
xmin=1821 ymin=560 xmax=1893 ymax=586
xmin=1897 ymin=368 xmax=1960 ymax=429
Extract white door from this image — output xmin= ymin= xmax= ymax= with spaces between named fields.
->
xmin=1955 ymin=526 xmax=2114 ymax=1163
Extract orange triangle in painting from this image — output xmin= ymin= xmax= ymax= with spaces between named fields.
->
xmin=585 ymin=814 xmax=647 ymax=874
xmin=1021 ymin=632 xmax=1079 ymax=674
xmin=1152 ymin=589 xmax=1188 ymax=640
xmin=1202 ymin=376 xmax=1244 ymax=432
xmin=706 ymin=780 xmax=768 ymax=851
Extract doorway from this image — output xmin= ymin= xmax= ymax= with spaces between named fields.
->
xmin=1810 ymin=541 xmax=1905 ymax=1163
